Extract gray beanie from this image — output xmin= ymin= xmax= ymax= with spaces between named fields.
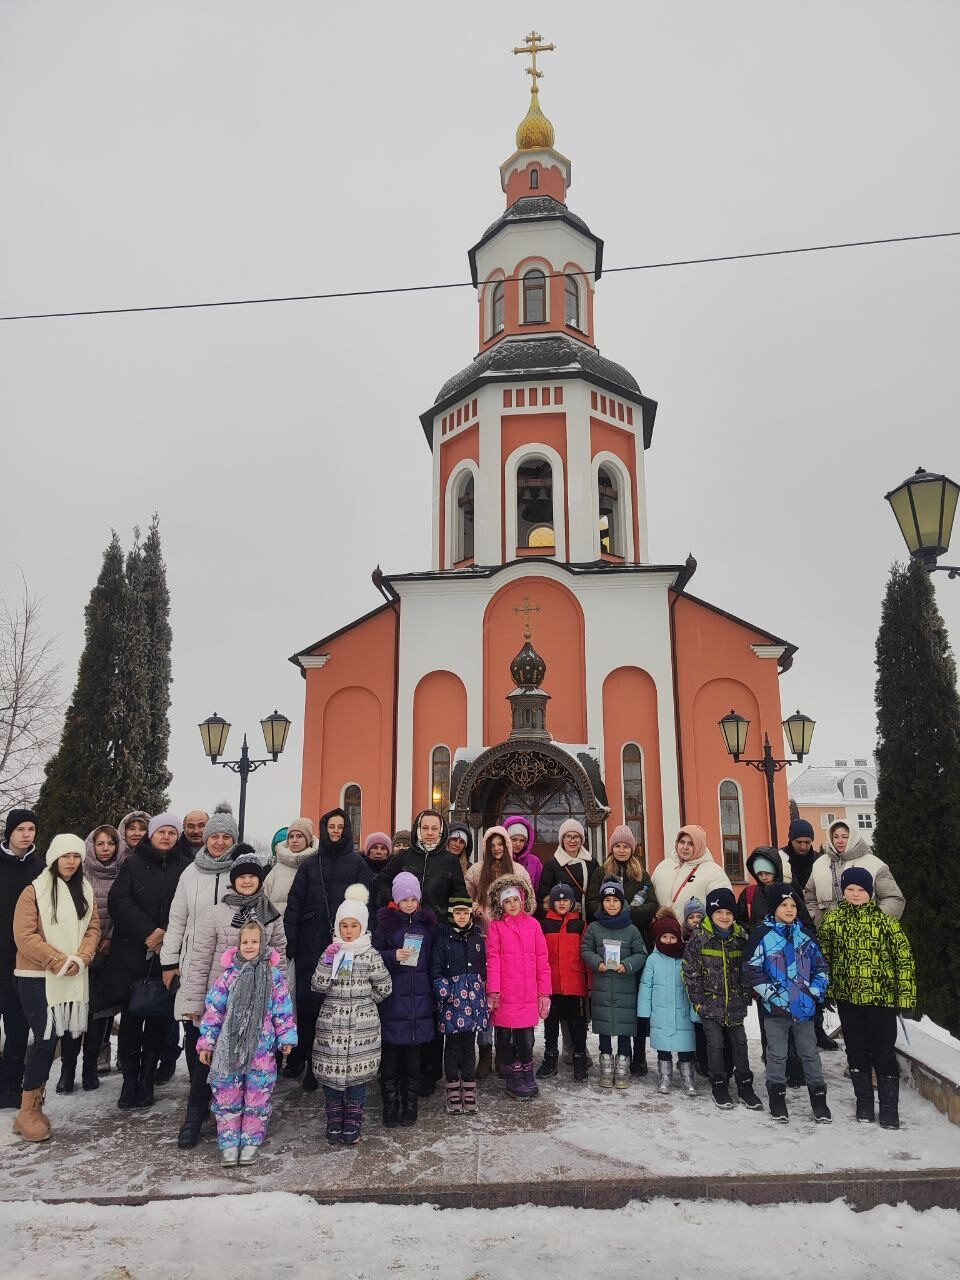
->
xmin=204 ymin=801 xmax=239 ymax=843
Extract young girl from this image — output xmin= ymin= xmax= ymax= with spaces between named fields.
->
xmin=538 ymin=884 xmax=589 ymax=1082
xmin=373 ymin=872 xmax=436 ymax=1127
xmin=197 ymin=920 xmax=297 ymax=1167
xmin=430 ymin=894 xmax=489 ymax=1114
xmin=816 ymin=867 xmax=916 ymax=1129
xmin=485 ymin=874 xmax=551 ymax=1100
xmin=682 ymin=899 xmax=705 ymax=941
xmin=581 ymin=880 xmax=647 ymax=1089
xmin=637 ymin=909 xmax=698 ymax=1095
xmin=312 ymin=885 xmax=392 ymax=1145
xmin=465 ymin=827 xmax=533 ymax=928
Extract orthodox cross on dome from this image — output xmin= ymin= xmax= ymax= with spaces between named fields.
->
xmin=513 ymin=594 xmax=541 ymax=641
xmin=512 ymin=30 xmax=557 ymax=150
xmin=512 ymin=30 xmax=556 ymax=86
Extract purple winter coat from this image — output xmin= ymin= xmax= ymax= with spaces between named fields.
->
xmin=372 ymin=904 xmax=437 ymax=1046
xmin=503 ymin=815 xmax=543 ymax=895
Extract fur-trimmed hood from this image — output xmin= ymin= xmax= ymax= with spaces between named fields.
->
xmin=487 ymin=872 xmax=535 ymax=918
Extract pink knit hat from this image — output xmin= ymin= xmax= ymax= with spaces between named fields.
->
xmin=608 ymin=824 xmax=636 ymax=853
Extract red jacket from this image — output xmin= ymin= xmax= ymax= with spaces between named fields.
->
xmin=540 ymin=909 xmax=588 ymax=997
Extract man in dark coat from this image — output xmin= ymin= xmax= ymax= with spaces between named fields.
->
xmin=174 ymin=809 xmax=209 ymax=863
xmin=0 ymin=809 xmax=42 ymax=1108
xmin=283 ymin=807 xmax=374 ymax=1089
xmin=780 ymin=819 xmax=818 ymax=892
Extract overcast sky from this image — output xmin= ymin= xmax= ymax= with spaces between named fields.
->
xmin=3 ymin=1 xmax=958 ymax=841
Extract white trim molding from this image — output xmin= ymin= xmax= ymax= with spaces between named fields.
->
xmin=444 ymin=459 xmax=481 ymax=569
xmin=591 ymin=451 xmax=635 ymax=562
xmin=300 ymin=654 xmax=331 ymax=669
xmin=751 ymin=644 xmax=788 ymax=661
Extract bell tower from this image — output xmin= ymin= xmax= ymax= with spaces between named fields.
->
xmin=420 ymin=33 xmax=658 ymax=575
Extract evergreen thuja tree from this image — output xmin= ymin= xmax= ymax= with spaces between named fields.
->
xmin=138 ymin=514 xmax=172 ymax=812
xmin=37 ymin=533 xmax=133 ymax=833
xmin=874 ymin=558 xmax=960 ymax=1035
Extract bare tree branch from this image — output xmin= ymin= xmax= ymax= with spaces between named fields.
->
xmin=0 ymin=571 xmax=62 ymax=809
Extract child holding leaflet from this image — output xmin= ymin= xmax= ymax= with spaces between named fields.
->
xmin=581 ymin=881 xmax=647 ymax=1089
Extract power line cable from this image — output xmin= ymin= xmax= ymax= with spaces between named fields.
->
xmin=1 ymin=229 xmax=957 ymax=322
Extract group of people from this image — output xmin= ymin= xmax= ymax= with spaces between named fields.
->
xmin=0 ymin=800 xmax=916 ymax=1165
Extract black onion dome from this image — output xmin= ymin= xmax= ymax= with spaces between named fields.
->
xmin=510 ymin=639 xmax=547 ymax=688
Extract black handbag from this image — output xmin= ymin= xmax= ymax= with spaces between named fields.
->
xmin=128 ymin=956 xmax=176 ymax=1019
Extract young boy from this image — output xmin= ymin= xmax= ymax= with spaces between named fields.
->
xmin=682 ymin=888 xmax=762 ymax=1111
xmin=816 ymin=867 xmax=916 ymax=1129
xmin=736 ymin=849 xmax=781 ymax=929
xmin=743 ymin=883 xmax=831 ymax=1124
xmin=682 ymin=898 xmax=705 ymax=942
xmin=538 ymin=884 xmax=589 ymax=1082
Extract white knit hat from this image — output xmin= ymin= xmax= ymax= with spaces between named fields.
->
xmin=335 ymin=883 xmax=370 ymax=934
xmin=45 ymin=833 xmax=85 ymax=868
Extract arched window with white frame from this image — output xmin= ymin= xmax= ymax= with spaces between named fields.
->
xmin=342 ymin=783 xmax=362 ymax=844
xmin=591 ymin=453 xmax=633 ymax=561
xmin=431 ymin=745 xmax=451 ymax=815
xmin=523 ymin=269 xmax=546 ymax=324
xmin=454 ymin=472 xmax=474 ymax=563
xmin=719 ymin=779 xmax=745 ymax=881
xmin=853 ymin=777 xmax=868 ymax=800
xmin=516 ymin=455 xmax=555 ymax=550
xmin=491 ymin=280 xmax=505 ymax=335
xmin=598 ymin=464 xmax=622 ymax=556
xmin=564 ymin=273 xmax=581 ymax=328
xmin=529 ymin=166 xmax=539 ymax=190
xmin=621 ymin=743 xmax=646 ymax=862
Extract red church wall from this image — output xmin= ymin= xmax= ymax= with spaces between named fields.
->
xmin=483 ymin=576 xmax=586 ymax=744
xmin=601 ymin=666 xmax=664 ymax=868
xmin=438 ymin=424 xmax=480 ymax=569
xmin=299 ymin=605 xmax=398 ymax=837
xmin=590 ymin=418 xmax=641 ymax=561
xmin=672 ymin=594 xmax=788 ymax=882
xmin=411 ymin=671 xmax=469 ymax=816
xmin=501 ymin=413 xmax=568 ymax=559
xmin=505 ymin=162 xmax=566 ymax=207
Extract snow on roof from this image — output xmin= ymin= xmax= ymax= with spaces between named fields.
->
xmin=789 ymin=763 xmax=877 ymax=805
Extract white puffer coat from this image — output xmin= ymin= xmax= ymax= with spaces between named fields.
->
xmin=160 ymin=860 xmax=235 ymax=1020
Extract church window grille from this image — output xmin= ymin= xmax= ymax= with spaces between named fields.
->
xmin=491 ymin=280 xmax=505 ymax=334
xmin=719 ymin=780 xmax=745 ymax=881
xmin=343 ymin=784 xmax=362 ymax=844
xmin=564 ymin=274 xmax=580 ymax=328
xmin=431 ymin=746 xmax=451 ymax=815
xmin=621 ymin=744 xmax=645 ymax=862
xmin=523 ymin=270 xmax=546 ymax=324
xmin=455 ymin=473 xmax=474 ymax=562
xmin=517 ymin=457 xmax=555 ymax=549
xmin=853 ymin=777 xmax=868 ymax=800
xmin=598 ymin=464 xmax=621 ymax=556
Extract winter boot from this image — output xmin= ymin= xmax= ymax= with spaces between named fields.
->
xmin=504 ymin=1062 xmax=525 ymax=1100
xmin=679 ymin=1061 xmax=697 ymax=1096
xmin=399 ymin=1075 xmax=419 ymax=1126
xmin=220 ymin=1145 xmax=240 ymax=1167
xmin=380 ymin=1074 xmax=401 ymax=1128
xmin=476 ymin=1045 xmax=493 ymax=1081
xmin=850 ymin=1068 xmax=876 ymax=1123
xmin=325 ymin=1098 xmax=344 ymax=1144
xmin=238 ymin=1144 xmax=258 ymax=1166
xmin=445 ymin=1080 xmax=464 ymax=1114
xmin=81 ymin=1033 xmax=101 ymax=1091
xmin=711 ymin=1075 xmax=735 ymax=1109
xmin=573 ymin=1052 xmax=589 ymax=1082
xmin=809 ymin=1084 xmax=832 ymax=1124
xmin=177 ymin=1101 xmax=209 ymax=1150
xmin=341 ymin=1101 xmax=364 ymax=1145
xmin=521 ymin=1061 xmax=539 ymax=1098
xmin=598 ymin=1053 xmax=615 ymax=1089
xmin=630 ymin=1045 xmax=648 ymax=1077
xmin=282 ymin=1057 xmax=305 ymax=1080
xmin=154 ymin=1058 xmax=177 ymax=1086
xmin=657 ymin=1058 xmax=674 ymax=1093
xmin=302 ymin=1063 xmax=319 ymax=1093
xmin=417 ymin=1072 xmax=436 ymax=1098
xmin=536 ymin=1049 xmax=559 ymax=1079
xmin=461 ymin=1079 xmax=479 ymax=1114
xmin=735 ymin=1071 xmax=763 ymax=1111
xmin=136 ymin=1059 xmax=157 ymax=1109
xmin=12 ymin=1088 xmax=50 ymax=1142
xmin=767 ymin=1082 xmax=789 ymax=1122
xmin=877 ymin=1074 xmax=901 ymax=1130
xmin=118 ymin=1056 xmax=140 ymax=1110
xmin=97 ymin=1036 xmax=112 ymax=1075
xmin=56 ymin=1035 xmax=80 ymax=1094
xmin=614 ymin=1054 xmax=632 ymax=1090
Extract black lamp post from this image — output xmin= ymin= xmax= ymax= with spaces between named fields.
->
xmin=198 ymin=710 xmax=292 ymax=840
xmin=885 ymin=467 xmax=960 ymax=578
xmin=718 ymin=709 xmax=816 ymax=848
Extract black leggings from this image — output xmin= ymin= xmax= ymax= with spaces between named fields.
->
xmin=494 ymin=1026 xmax=535 ymax=1063
xmin=381 ymin=1043 xmax=421 ymax=1083
xmin=658 ymin=1050 xmax=695 ymax=1062
xmin=443 ymin=1031 xmax=477 ymax=1082
xmin=599 ymin=1034 xmax=632 ymax=1056
xmin=117 ymin=1008 xmax=170 ymax=1074
xmin=544 ymin=995 xmax=587 ymax=1055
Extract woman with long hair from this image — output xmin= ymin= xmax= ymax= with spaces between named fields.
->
xmin=465 ymin=827 xmax=533 ymax=929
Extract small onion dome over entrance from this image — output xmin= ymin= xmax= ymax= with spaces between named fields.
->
xmin=510 ymin=637 xmax=546 ymax=689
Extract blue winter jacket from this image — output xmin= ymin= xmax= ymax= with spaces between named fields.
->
xmin=637 ymin=949 xmax=698 ymax=1053
xmin=372 ymin=905 xmax=436 ymax=1046
xmin=742 ymin=915 xmax=829 ymax=1022
xmin=429 ymin=920 xmax=489 ymax=1036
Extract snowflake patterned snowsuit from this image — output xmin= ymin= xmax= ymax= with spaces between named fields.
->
xmin=197 ymin=946 xmax=297 ymax=1152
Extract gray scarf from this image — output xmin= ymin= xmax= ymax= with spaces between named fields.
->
xmin=223 ymin=889 xmax=279 ymax=928
xmin=194 ymin=848 xmax=232 ymax=876
xmin=209 ymin=931 xmax=272 ymax=1081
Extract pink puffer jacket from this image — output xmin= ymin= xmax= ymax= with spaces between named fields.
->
xmin=486 ymin=874 xmax=551 ymax=1029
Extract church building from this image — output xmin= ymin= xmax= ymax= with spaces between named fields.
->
xmin=290 ymin=35 xmax=797 ymax=884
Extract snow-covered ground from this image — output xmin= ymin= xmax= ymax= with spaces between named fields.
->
xmin=3 ymin=1192 xmax=960 ymax=1279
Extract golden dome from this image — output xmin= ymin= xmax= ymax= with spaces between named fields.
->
xmin=516 ymin=87 xmax=555 ymax=150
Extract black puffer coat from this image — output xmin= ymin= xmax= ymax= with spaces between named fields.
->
xmin=104 ymin=840 xmax=187 ymax=1007
xmin=0 ymin=846 xmax=42 ymax=1002
xmin=376 ymin=810 xmax=467 ymax=917
xmin=284 ymin=808 xmax=374 ymax=1006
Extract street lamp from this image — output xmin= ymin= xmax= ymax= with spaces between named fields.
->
xmin=198 ymin=710 xmax=292 ymax=840
xmin=885 ymin=467 xmax=960 ymax=578
xmin=718 ymin=708 xmax=816 ymax=847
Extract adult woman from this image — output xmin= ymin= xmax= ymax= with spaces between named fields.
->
xmin=650 ymin=825 xmax=731 ymax=919
xmin=285 ymin=809 xmax=373 ymax=1090
xmin=265 ymin=820 xmax=319 ymax=918
xmin=804 ymin=819 xmax=906 ymax=929
xmin=465 ymin=827 xmax=533 ymax=929
xmin=538 ymin=819 xmax=593 ymax=916
xmin=55 ymin=824 xmax=125 ymax=1094
xmin=117 ymin=810 xmax=150 ymax=858
xmin=446 ymin=824 xmax=473 ymax=879
xmin=503 ymin=816 xmax=543 ymax=896
xmin=159 ymin=802 xmax=238 ymax=1147
xmin=105 ymin=812 xmax=187 ymax=1110
xmin=12 ymin=834 xmax=99 ymax=1141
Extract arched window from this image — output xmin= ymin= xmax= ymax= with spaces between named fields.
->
xmin=523 ymin=270 xmax=546 ymax=324
xmin=529 ymin=166 xmax=539 ymax=190
xmin=719 ymin=780 xmax=745 ymax=881
xmin=564 ymin=274 xmax=580 ymax=328
xmin=491 ymin=280 xmax=505 ymax=334
xmin=598 ymin=464 xmax=621 ymax=556
xmin=454 ymin=472 xmax=474 ymax=562
xmin=853 ymin=777 xmax=868 ymax=800
xmin=517 ymin=457 xmax=554 ymax=549
xmin=622 ymin=744 xmax=645 ymax=862
xmin=343 ymin=784 xmax=362 ymax=844
xmin=431 ymin=745 xmax=451 ymax=815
